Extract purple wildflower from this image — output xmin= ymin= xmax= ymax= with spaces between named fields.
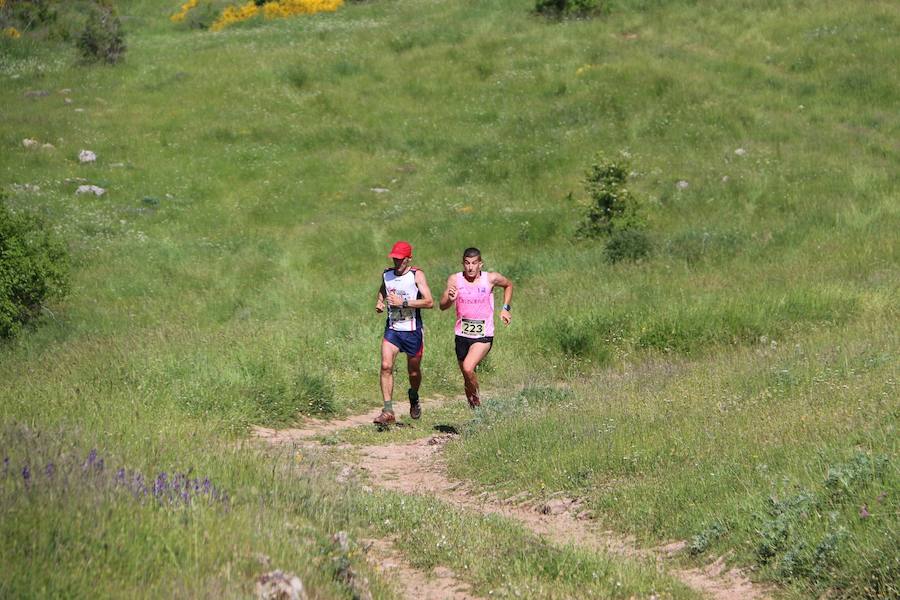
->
xmin=859 ymin=504 xmax=870 ymax=519
xmin=22 ymin=465 xmax=31 ymax=483
xmin=83 ymin=449 xmax=97 ymax=470
xmin=45 ymin=463 xmax=55 ymax=477
xmin=116 ymin=467 xmax=126 ymax=483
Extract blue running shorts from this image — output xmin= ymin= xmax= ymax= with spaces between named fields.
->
xmin=384 ymin=327 xmax=424 ymax=357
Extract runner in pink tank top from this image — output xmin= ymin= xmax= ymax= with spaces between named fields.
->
xmin=439 ymin=247 xmax=514 ymax=408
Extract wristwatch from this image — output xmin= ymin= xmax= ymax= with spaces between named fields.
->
xmin=502 ymin=304 xmax=511 ymax=311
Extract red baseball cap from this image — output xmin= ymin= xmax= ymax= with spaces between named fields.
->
xmin=388 ymin=241 xmax=412 ymax=259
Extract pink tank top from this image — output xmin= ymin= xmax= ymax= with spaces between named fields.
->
xmin=454 ymin=272 xmax=494 ymax=338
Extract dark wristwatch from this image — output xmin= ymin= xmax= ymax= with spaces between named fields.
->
xmin=502 ymin=304 xmax=511 ymax=311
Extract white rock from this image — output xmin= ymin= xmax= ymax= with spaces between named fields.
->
xmin=22 ymin=138 xmax=39 ymax=149
xmin=721 ymin=175 xmax=730 ymax=183
xmin=64 ymin=98 xmax=73 ymax=105
xmin=75 ymin=185 xmax=106 ymax=196
xmin=41 ymin=143 xmax=55 ymax=150
xmin=734 ymin=147 xmax=747 ymax=156
xmin=676 ymin=180 xmax=689 ymax=190
xmin=256 ymin=570 xmax=306 ymax=600
xmin=59 ymin=88 xmax=72 ymax=94
xmin=79 ymin=149 xmax=97 ymax=163
xmin=74 ymin=108 xmax=85 ymax=113
xmin=369 ymin=187 xmax=390 ymax=194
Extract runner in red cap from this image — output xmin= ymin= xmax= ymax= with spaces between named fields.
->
xmin=373 ymin=241 xmax=434 ymax=426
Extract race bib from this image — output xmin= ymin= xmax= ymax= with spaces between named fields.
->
xmin=460 ymin=319 xmax=485 ymax=337
xmin=391 ymin=307 xmax=414 ymax=322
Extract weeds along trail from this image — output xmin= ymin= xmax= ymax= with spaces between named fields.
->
xmin=254 ymin=401 xmax=770 ymax=600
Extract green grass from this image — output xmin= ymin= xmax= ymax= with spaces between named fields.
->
xmin=2 ymin=0 xmax=898 ymax=596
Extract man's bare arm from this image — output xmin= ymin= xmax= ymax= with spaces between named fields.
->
xmin=489 ymin=272 xmax=513 ymax=325
xmin=375 ymin=282 xmax=386 ymax=313
xmin=439 ymin=274 xmax=458 ymax=311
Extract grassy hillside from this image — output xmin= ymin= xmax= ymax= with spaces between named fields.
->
xmin=1 ymin=0 xmax=897 ymax=597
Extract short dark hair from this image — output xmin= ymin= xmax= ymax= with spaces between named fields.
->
xmin=463 ymin=247 xmax=481 ymax=259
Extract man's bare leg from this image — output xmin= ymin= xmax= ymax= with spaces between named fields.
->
xmin=459 ymin=342 xmax=491 ymax=407
xmin=380 ymin=339 xmax=401 ymax=408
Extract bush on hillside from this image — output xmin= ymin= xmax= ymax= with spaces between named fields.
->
xmin=1 ymin=1 xmax=126 ymax=62
xmin=577 ymin=152 xmax=645 ymax=239
xmin=76 ymin=2 xmax=125 ymax=64
xmin=604 ymin=228 xmax=652 ymax=263
xmin=534 ymin=0 xmax=602 ymax=19
xmin=0 ymin=198 xmax=70 ymax=339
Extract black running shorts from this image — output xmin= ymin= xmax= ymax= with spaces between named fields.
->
xmin=455 ymin=335 xmax=493 ymax=362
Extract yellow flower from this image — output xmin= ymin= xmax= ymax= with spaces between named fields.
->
xmin=170 ymin=0 xmax=198 ymax=23
xmin=3 ymin=27 xmax=21 ymax=39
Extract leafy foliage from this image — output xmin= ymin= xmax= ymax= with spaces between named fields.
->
xmin=76 ymin=1 xmax=125 ymax=64
xmin=0 ymin=198 xmax=70 ymax=339
xmin=577 ymin=152 xmax=646 ymax=242
xmin=534 ymin=0 xmax=602 ymax=19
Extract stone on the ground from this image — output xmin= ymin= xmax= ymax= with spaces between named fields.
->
xmin=255 ymin=570 xmax=306 ymax=600
xmin=539 ymin=499 xmax=570 ymax=515
xmin=41 ymin=143 xmax=55 ymax=150
xmin=76 ymin=185 xmax=106 ymax=196
xmin=369 ymin=187 xmax=389 ymax=193
xmin=24 ymin=90 xmax=49 ymax=98
xmin=22 ymin=138 xmax=39 ymax=149
xmin=676 ymin=180 xmax=689 ymax=190
xmin=734 ymin=147 xmax=747 ymax=156
xmin=79 ymin=149 xmax=97 ymax=163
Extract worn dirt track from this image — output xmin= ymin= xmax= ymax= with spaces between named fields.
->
xmin=255 ymin=402 xmax=769 ymax=600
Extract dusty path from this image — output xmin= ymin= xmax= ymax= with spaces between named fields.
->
xmin=255 ymin=406 xmax=768 ymax=600
xmin=364 ymin=538 xmax=484 ymax=600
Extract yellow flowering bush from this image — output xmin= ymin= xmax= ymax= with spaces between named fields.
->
xmin=209 ymin=0 xmax=343 ymax=32
xmin=263 ymin=0 xmax=342 ymax=19
xmin=210 ymin=1 xmax=258 ymax=31
xmin=170 ymin=0 xmax=199 ymax=23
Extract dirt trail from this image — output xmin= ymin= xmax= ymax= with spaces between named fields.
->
xmin=256 ymin=407 xmax=768 ymax=600
xmin=364 ymin=538 xmax=484 ymax=600
xmin=252 ymin=397 xmax=449 ymax=443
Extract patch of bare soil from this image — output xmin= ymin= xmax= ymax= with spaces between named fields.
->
xmin=364 ymin=538 xmax=484 ymax=600
xmin=252 ymin=397 xmax=448 ymax=443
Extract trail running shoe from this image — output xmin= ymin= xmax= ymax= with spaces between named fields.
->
xmin=408 ymin=388 xmax=421 ymax=419
xmin=373 ymin=410 xmax=396 ymax=426
xmin=467 ymin=393 xmax=481 ymax=409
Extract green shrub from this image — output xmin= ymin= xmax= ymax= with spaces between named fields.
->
xmin=76 ymin=2 xmax=125 ymax=64
xmin=605 ymin=228 xmax=652 ymax=263
xmin=577 ymin=152 xmax=645 ymax=239
xmin=534 ymin=0 xmax=602 ymax=18
xmin=0 ymin=198 xmax=70 ymax=339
